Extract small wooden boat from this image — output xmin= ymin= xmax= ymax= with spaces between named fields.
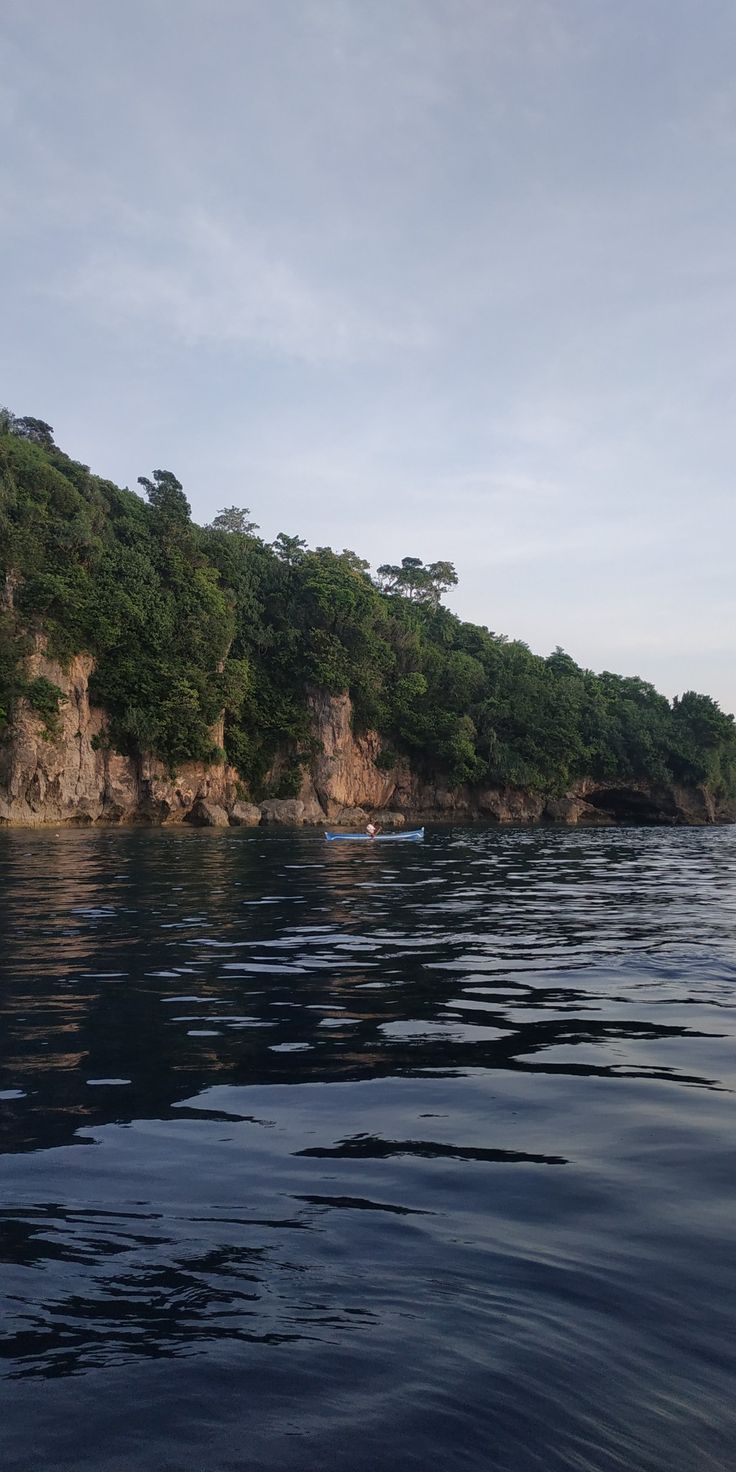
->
xmin=324 ymin=827 xmax=425 ymax=843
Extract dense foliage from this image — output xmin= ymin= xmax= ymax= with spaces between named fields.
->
xmin=1 ymin=411 xmax=735 ymax=800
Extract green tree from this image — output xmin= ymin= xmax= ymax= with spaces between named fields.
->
xmin=377 ymin=556 xmax=429 ymax=600
xmin=272 ymin=532 xmax=307 ymax=565
xmin=137 ymin=469 xmax=190 ymax=524
xmin=11 ymin=416 xmax=55 ymax=448
xmin=377 ymin=555 xmax=457 ymax=606
xmin=426 ymin=560 xmax=458 ymax=605
xmin=209 ymin=506 xmax=259 ymax=535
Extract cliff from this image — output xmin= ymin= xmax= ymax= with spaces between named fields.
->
xmin=0 ymin=651 xmax=732 ymax=829
xmin=0 ymin=644 xmax=240 ymax=827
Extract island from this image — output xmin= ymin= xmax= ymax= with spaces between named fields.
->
xmin=1 ymin=409 xmax=734 ymax=828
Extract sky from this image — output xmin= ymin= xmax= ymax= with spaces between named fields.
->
xmin=1 ymin=0 xmax=735 ymax=711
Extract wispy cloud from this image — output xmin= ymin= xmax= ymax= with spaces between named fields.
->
xmin=3 ymin=0 xmax=736 ymax=710
xmin=57 ymin=212 xmax=429 ymax=362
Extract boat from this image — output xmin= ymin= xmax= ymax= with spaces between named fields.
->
xmin=324 ymin=827 xmax=425 ymax=842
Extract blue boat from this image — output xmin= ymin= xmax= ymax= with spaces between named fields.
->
xmin=324 ymin=827 xmax=424 ymax=842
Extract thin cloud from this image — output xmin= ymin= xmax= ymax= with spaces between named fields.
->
xmin=2 ymin=1 xmax=735 ymax=711
xmin=58 ymin=213 xmax=429 ymax=362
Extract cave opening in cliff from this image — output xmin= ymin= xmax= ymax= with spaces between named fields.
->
xmin=585 ymin=787 xmax=677 ymax=825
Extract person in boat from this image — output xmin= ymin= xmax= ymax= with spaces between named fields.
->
xmin=366 ymin=819 xmax=382 ymax=838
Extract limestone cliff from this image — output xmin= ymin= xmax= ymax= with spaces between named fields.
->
xmin=0 ymin=644 xmax=239 ymax=827
xmin=307 ymin=691 xmax=395 ymax=817
xmin=0 ymin=653 xmax=731 ymax=827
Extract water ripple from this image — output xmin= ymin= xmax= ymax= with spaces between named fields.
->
xmin=1 ymin=824 xmax=736 ymax=1470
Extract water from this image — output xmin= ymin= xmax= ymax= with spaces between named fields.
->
xmin=1 ymin=824 xmax=735 ymax=1472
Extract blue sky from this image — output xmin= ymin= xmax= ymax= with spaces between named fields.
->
xmin=2 ymin=0 xmax=735 ymax=710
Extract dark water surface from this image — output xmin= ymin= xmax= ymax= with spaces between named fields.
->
xmin=1 ymin=825 xmax=736 ymax=1471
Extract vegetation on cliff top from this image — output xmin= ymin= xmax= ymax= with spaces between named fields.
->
xmin=1 ymin=410 xmax=734 ymax=800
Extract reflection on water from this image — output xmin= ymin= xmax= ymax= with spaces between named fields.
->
xmin=1 ymin=824 xmax=736 ymax=1471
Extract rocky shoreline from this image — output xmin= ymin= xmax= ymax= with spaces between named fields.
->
xmin=0 ymin=646 xmax=732 ymax=829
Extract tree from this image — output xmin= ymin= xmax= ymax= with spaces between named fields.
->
xmin=426 ymin=560 xmax=458 ymax=605
xmin=137 ymin=470 xmax=190 ymax=524
xmin=377 ymin=555 xmax=457 ymax=606
xmin=272 ymin=532 xmax=307 ymax=565
xmin=546 ymin=647 xmax=581 ymax=678
xmin=12 ymin=416 xmax=54 ymax=448
xmin=209 ymin=506 xmax=259 ymax=535
xmin=672 ymin=691 xmax=735 ymax=747
xmin=377 ymin=557 xmax=429 ymax=600
xmin=314 ymin=547 xmax=372 ymax=576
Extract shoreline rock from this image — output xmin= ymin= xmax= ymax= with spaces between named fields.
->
xmin=185 ymin=800 xmax=230 ymax=828
xmin=229 ymin=801 xmax=262 ymax=827
xmin=0 ymin=649 xmax=732 ymax=829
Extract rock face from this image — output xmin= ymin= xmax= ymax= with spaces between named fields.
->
xmin=308 ymin=691 xmax=394 ymax=818
xmin=0 ymin=647 xmax=732 ymax=827
xmin=0 ymin=647 xmax=116 ymax=826
xmin=0 ymin=644 xmax=239 ymax=827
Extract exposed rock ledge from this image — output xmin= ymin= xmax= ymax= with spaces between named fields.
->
xmin=0 ymin=650 xmax=731 ymax=828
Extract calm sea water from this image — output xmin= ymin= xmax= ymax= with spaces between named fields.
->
xmin=1 ymin=824 xmax=735 ymax=1472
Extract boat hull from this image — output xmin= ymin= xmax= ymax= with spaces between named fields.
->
xmin=324 ymin=828 xmax=424 ymax=842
